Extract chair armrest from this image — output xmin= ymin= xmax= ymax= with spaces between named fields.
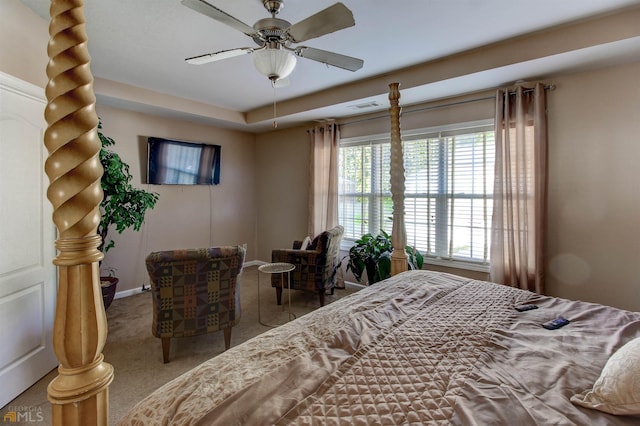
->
xmin=271 ymin=248 xmax=324 ymax=291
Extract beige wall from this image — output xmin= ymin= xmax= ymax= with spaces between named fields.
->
xmin=546 ymin=62 xmax=640 ymax=312
xmin=0 ymin=0 xmax=48 ymax=88
xmin=255 ymin=126 xmax=311 ymax=262
xmin=340 ymin=92 xmax=495 ymax=140
xmin=96 ymin=106 xmax=257 ymax=293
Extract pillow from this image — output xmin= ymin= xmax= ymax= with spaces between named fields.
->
xmin=299 ymin=236 xmax=312 ymax=250
xmin=570 ymin=337 xmax=640 ymax=415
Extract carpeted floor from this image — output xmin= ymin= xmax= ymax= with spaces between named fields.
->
xmin=3 ymin=265 xmax=362 ymax=425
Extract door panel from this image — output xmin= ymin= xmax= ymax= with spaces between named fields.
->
xmin=0 ymin=71 xmax=57 ymax=408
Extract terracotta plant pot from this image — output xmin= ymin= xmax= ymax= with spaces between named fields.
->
xmin=100 ymin=276 xmax=119 ymax=310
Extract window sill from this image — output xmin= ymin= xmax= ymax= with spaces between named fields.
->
xmin=424 ymin=257 xmax=490 ymax=273
xmin=340 ymin=242 xmax=490 ymax=274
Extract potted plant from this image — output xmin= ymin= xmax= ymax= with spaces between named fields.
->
xmin=97 ymin=119 xmax=159 ymax=309
xmin=346 ymin=229 xmax=424 ymax=285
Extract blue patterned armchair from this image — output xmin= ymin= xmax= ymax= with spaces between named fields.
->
xmin=271 ymin=225 xmax=344 ymax=307
xmin=145 ymin=245 xmax=245 ymax=363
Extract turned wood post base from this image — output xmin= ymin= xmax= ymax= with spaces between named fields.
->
xmin=48 ymin=355 xmax=113 ymax=425
xmin=46 ymin=236 xmax=113 ymax=425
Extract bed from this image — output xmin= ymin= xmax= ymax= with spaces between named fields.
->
xmin=117 ymin=270 xmax=640 ymax=425
xmin=42 ymin=2 xmax=640 ymax=424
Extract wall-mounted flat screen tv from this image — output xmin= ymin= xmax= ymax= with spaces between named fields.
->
xmin=147 ymin=137 xmax=221 ymax=185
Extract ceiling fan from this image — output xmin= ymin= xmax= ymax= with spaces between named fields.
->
xmin=181 ymin=0 xmax=364 ymax=83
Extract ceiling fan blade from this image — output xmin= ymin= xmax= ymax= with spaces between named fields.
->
xmin=295 ymin=46 xmax=363 ymax=72
xmin=186 ymin=47 xmax=254 ymax=65
xmin=181 ymin=0 xmax=258 ymax=37
xmin=287 ymin=3 xmax=355 ymax=43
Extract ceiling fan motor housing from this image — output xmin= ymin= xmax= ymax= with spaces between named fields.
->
xmin=253 ymin=17 xmax=291 ymax=44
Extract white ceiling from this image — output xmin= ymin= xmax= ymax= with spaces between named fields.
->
xmin=19 ymin=0 xmax=640 ymax=131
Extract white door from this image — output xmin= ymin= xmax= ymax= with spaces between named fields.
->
xmin=0 ymin=72 xmax=58 ymax=408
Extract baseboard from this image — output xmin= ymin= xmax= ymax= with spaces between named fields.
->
xmin=114 ymin=260 xmax=266 ymax=300
xmin=114 ymin=287 xmax=148 ymax=300
xmin=114 ymin=260 xmax=363 ymax=299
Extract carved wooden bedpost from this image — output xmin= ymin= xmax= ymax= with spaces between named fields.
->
xmin=389 ymin=83 xmax=408 ymax=276
xmin=44 ymin=1 xmax=113 ymax=424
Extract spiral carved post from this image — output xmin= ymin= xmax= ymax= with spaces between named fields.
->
xmin=389 ymin=83 xmax=408 ymax=276
xmin=44 ymin=1 xmax=113 ymax=424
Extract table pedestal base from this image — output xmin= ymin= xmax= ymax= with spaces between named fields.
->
xmin=258 ymin=263 xmax=296 ymax=327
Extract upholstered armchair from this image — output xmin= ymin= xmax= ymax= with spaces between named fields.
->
xmin=271 ymin=225 xmax=344 ymax=307
xmin=145 ymin=245 xmax=245 ymax=363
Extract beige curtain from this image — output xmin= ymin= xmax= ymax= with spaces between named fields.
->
xmin=308 ymin=122 xmax=343 ymax=289
xmin=490 ymin=83 xmax=547 ymax=293
xmin=308 ymin=122 xmax=339 ymax=236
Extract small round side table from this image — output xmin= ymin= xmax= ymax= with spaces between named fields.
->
xmin=257 ymin=262 xmax=296 ymax=327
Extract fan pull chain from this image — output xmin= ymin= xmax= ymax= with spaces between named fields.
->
xmin=272 ymin=81 xmax=278 ymax=128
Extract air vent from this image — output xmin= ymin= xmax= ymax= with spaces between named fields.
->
xmin=349 ymin=101 xmax=381 ymax=110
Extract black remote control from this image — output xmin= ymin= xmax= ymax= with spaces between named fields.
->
xmin=515 ymin=304 xmax=538 ymax=312
xmin=542 ymin=317 xmax=570 ymax=330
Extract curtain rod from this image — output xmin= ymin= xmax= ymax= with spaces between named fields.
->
xmin=340 ymin=84 xmax=555 ymax=127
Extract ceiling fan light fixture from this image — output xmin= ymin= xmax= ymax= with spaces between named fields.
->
xmin=252 ymin=48 xmax=297 ymax=81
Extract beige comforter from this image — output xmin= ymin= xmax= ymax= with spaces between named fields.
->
xmin=118 ymin=271 xmax=640 ymax=425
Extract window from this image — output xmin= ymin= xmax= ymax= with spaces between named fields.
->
xmin=338 ymin=121 xmax=495 ymax=268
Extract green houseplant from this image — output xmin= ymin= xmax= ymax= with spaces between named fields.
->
xmin=346 ymin=229 xmax=424 ymax=285
xmin=97 ymin=119 xmax=159 ymax=308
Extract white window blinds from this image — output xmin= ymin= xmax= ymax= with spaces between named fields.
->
xmin=339 ymin=122 xmax=495 ymax=266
